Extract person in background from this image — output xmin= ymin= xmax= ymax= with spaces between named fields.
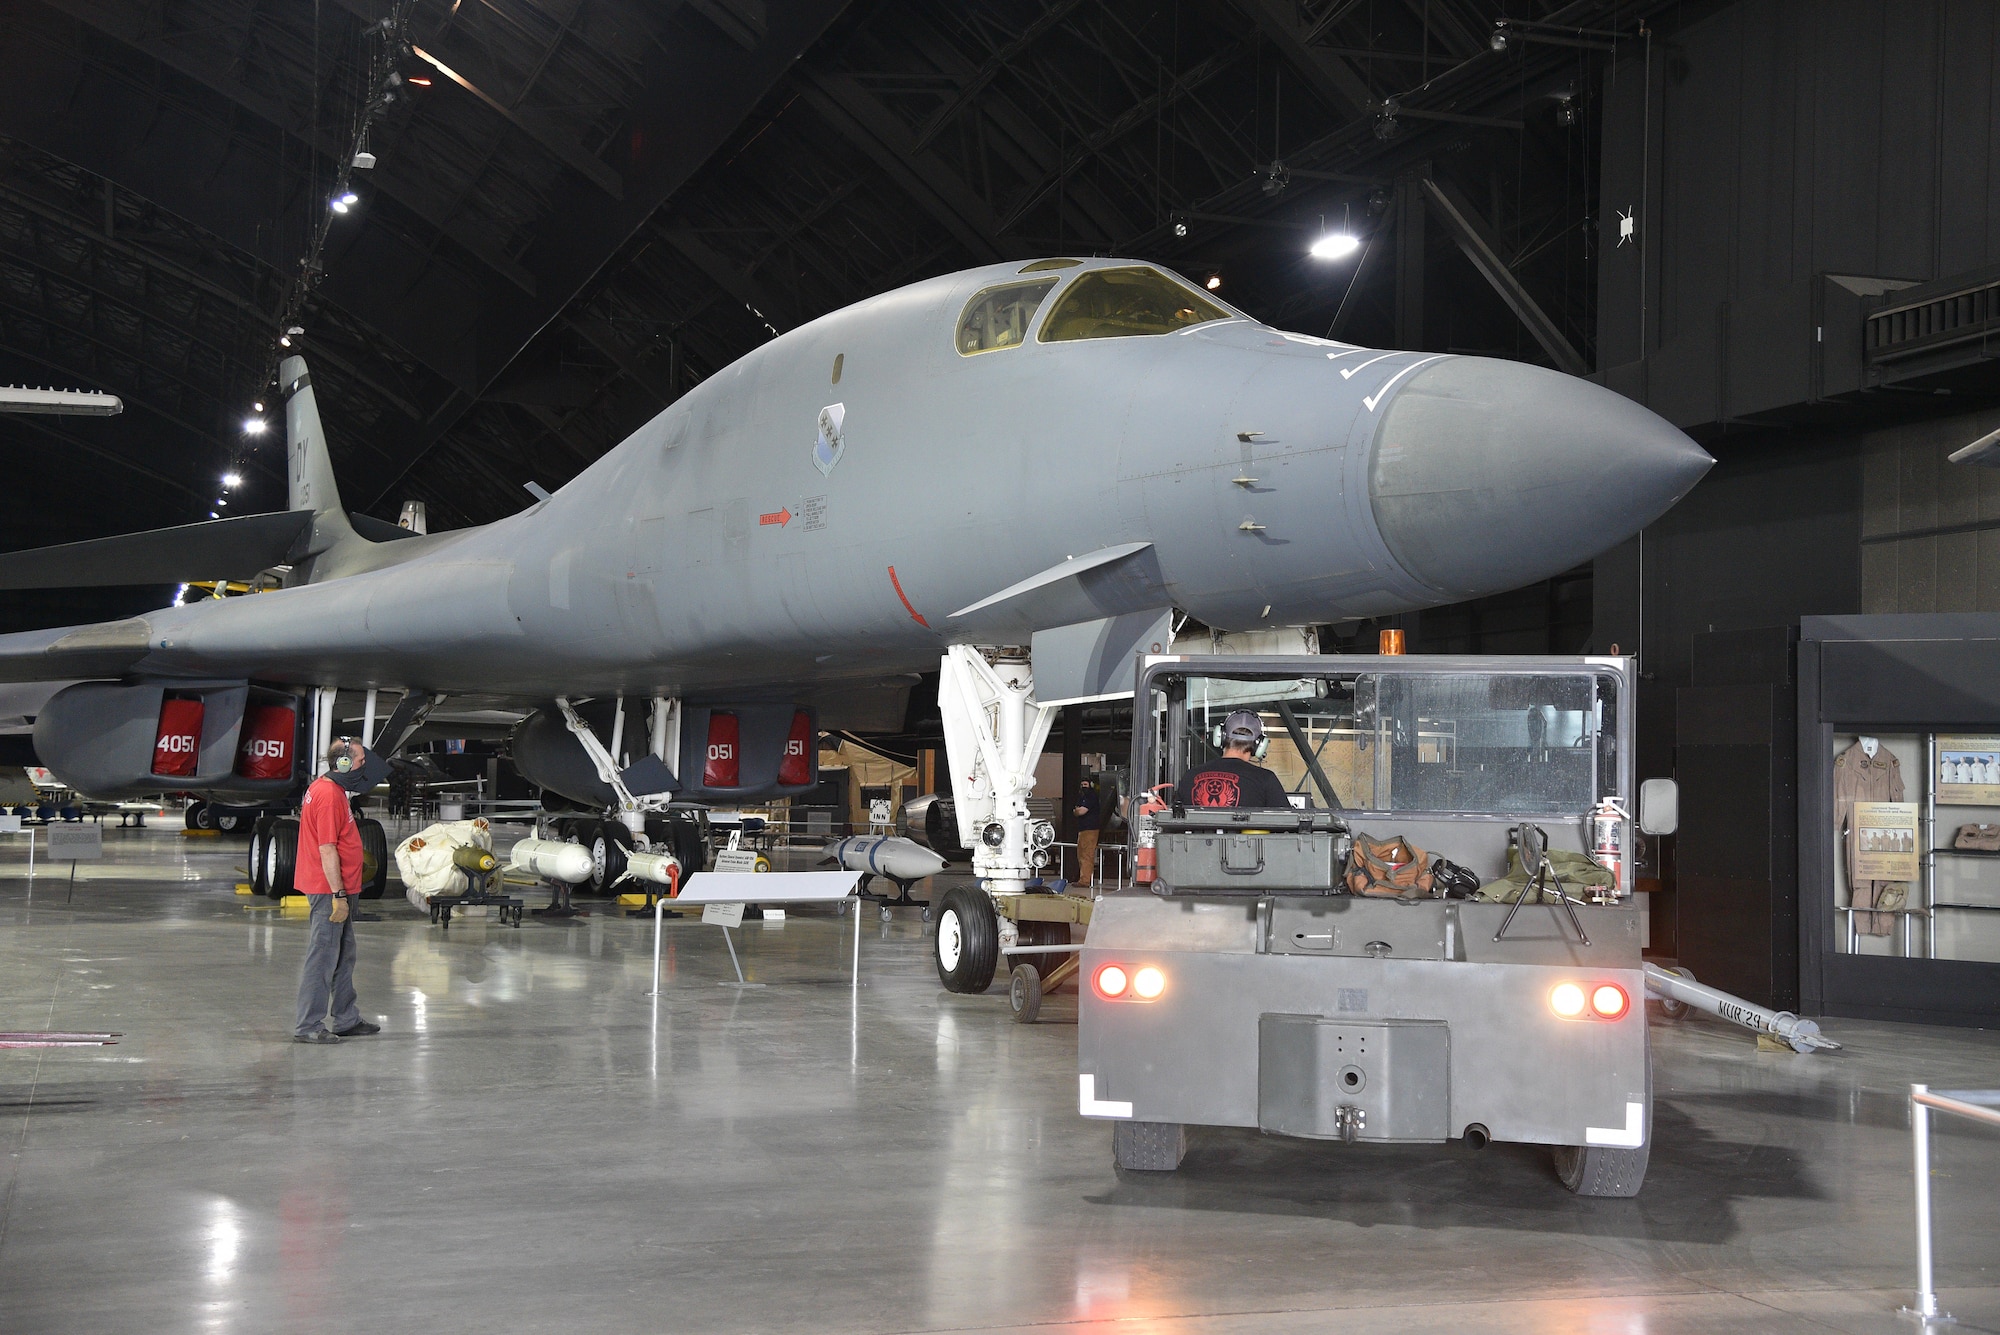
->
xmin=1072 ymin=768 xmax=1102 ymax=888
xmin=292 ymin=737 xmax=386 ymax=1044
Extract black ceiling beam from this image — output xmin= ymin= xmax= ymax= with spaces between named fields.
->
xmin=794 ymin=70 xmax=1010 ymax=264
xmin=1234 ymin=0 xmax=1379 ymax=119
xmin=1419 ymin=174 xmax=1587 ymax=374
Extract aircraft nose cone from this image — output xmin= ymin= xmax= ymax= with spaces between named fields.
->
xmin=1368 ymin=357 xmax=1711 ymax=599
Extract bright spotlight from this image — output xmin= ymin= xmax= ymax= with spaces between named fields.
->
xmin=338 ymin=190 xmax=358 ymax=205
xmin=1309 ymin=232 xmax=1362 ymax=261
xmin=330 ymin=198 xmax=350 ymax=214
xmin=222 ymin=472 xmax=243 ymax=488
xmin=251 ymin=401 xmax=264 ymax=413
xmin=241 ymin=418 xmax=268 ymax=435
xmin=1205 ymin=274 xmax=1222 ymax=291
xmin=278 ymin=335 xmax=291 ymax=347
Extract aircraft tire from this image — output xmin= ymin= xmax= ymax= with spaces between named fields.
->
xmin=1015 ymin=920 xmax=1071 ymax=950
xmin=213 ymin=807 xmax=246 ymax=834
xmin=268 ymin=819 xmax=299 ymax=896
xmin=1553 ymin=1069 xmax=1652 ymax=1197
xmin=357 ymin=819 xmax=389 ymax=899
xmin=672 ymin=819 xmax=706 ymax=875
xmin=185 ymin=801 xmax=208 ymax=831
xmin=933 ymin=886 xmax=998 ymax=994
xmin=588 ymin=820 xmax=632 ymax=895
xmin=248 ymin=818 xmax=273 ymax=894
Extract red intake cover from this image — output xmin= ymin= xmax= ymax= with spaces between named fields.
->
xmin=152 ymin=698 xmax=203 ymax=777
xmin=703 ymin=712 xmax=740 ymax=788
xmin=234 ymin=704 xmax=296 ymax=781
xmin=777 ymin=710 xmax=814 ymax=787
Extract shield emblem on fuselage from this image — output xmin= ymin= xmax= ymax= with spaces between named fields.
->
xmin=814 ymin=402 xmax=845 ymax=475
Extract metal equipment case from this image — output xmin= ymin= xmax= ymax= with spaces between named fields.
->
xmin=1078 ymin=654 xmax=1653 ymax=1196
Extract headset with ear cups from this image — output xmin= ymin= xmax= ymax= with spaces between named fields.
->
xmin=1209 ymin=714 xmax=1270 ymax=760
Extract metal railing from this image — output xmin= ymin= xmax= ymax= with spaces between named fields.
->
xmin=1044 ymin=840 xmax=1130 ymax=891
xmin=1903 ymin=1083 xmax=2000 ymax=1322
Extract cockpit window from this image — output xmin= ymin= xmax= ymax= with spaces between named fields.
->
xmin=956 ymin=279 xmax=1058 ymax=355
xmin=1038 ymin=266 xmax=1231 ymax=342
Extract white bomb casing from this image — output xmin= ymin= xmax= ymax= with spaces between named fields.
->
xmin=830 ymin=835 xmax=947 ymax=883
xmin=509 ymin=837 xmax=593 ymax=884
xmin=624 ymin=849 xmax=681 ymax=886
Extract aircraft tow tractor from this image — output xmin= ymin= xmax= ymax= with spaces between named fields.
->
xmin=1073 ymin=652 xmax=1830 ymax=1198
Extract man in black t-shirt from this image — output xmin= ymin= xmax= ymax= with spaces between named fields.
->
xmin=1175 ymin=710 xmax=1292 ymax=809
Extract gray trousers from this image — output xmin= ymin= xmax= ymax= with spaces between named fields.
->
xmin=294 ymin=895 xmax=362 ymax=1037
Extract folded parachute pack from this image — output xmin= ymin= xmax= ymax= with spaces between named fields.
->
xmin=395 ymin=819 xmax=495 ymax=911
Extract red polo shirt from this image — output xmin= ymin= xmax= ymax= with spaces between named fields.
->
xmin=294 ymin=775 xmax=363 ymax=895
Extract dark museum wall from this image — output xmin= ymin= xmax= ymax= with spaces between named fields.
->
xmin=1589 ymin=0 xmax=2000 ymax=988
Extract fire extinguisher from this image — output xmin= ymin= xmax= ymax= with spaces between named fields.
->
xmin=1133 ymin=783 xmax=1175 ymax=886
xmin=1590 ymin=797 xmax=1629 ymax=887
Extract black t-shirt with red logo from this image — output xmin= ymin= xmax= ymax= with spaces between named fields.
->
xmin=1174 ymin=757 xmax=1292 ymax=810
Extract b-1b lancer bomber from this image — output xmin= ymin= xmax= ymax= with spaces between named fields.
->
xmin=0 ymin=257 xmax=1710 ymax=900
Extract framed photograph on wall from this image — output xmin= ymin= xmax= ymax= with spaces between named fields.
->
xmin=1937 ymin=737 xmax=2000 ymax=805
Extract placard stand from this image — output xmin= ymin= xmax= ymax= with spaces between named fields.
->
xmin=649 ymin=870 xmax=864 ymax=994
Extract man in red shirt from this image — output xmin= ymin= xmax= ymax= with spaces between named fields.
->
xmin=293 ymin=738 xmax=382 ymax=1043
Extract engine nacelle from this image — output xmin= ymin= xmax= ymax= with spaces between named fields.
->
xmin=510 ymin=701 xmax=819 ymax=807
xmin=34 ymin=680 xmax=305 ymax=802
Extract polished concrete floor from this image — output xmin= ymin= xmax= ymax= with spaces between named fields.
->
xmin=0 ymin=824 xmax=1996 ymax=1334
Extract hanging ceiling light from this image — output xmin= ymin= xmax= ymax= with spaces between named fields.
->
xmin=1310 ymin=232 xmax=1362 ymax=261
xmin=241 ymin=417 xmax=268 ymax=435
xmin=222 ymin=472 xmax=243 ymax=488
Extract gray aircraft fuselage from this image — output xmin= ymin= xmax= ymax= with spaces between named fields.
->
xmin=61 ymin=258 xmax=1711 ymax=703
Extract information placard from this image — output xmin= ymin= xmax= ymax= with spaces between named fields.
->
xmin=701 ymin=901 xmax=746 ymax=928
xmin=1853 ymin=801 xmax=1919 ymax=881
xmin=713 ymin=848 xmax=761 ymax=874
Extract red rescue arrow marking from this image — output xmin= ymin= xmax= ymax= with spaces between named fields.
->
xmin=759 ymin=507 xmax=793 ymax=527
xmin=887 ymin=565 xmax=931 ymax=629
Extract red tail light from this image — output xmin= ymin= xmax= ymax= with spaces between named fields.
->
xmin=152 ymin=698 xmax=203 ymax=777
xmin=703 ymin=712 xmax=740 ymax=787
xmin=1094 ymin=964 xmax=1128 ymax=999
xmin=1591 ymin=984 xmax=1629 ymax=1019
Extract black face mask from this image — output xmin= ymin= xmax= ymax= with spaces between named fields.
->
xmin=330 ymin=752 xmax=389 ymax=794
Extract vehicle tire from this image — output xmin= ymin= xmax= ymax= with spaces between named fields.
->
xmin=1113 ymin=1121 xmax=1186 ymax=1172
xmin=184 ymin=801 xmax=206 ymax=831
xmin=1655 ymin=966 xmax=1693 ymax=1020
xmin=191 ymin=801 xmax=217 ymax=831
xmin=248 ymin=818 xmax=273 ymax=894
xmin=588 ymin=820 xmax=632 ymax=895
xmin=1009 ymin=963 xmax=1043 ymax=1024
xmin=268 ymin=818 xmax=299 ymax=896
xmin=357 ymin=818 xmax=390 ymax=900
xmin=933 ymin=886 xmax=999 ymax=994
xmin=1553 ymin=1071 xmax=1652 ymax=1197
xmin=212 ymin=807 xmax=245 ymax=834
